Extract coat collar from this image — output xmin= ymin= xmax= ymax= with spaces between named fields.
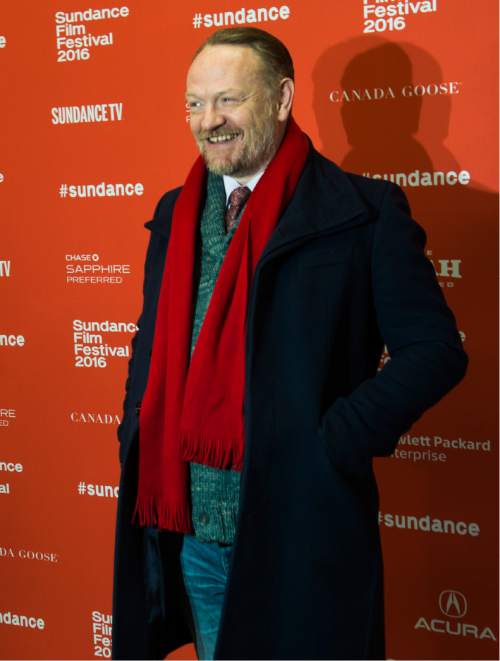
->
xmin=257 ymin=145 xmax=370 ymax=262
xmin=145 ymin=146 xmax=371 ymax=256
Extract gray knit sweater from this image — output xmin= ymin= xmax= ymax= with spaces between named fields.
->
xmin=188 ymin=172 xmax=243 ymax=544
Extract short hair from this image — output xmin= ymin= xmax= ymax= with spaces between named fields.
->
xmin=194 ymin=27 xmax=294 ymax=89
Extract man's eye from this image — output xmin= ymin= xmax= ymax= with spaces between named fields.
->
xmin=187 ymin=100 xmax=202 ymax=110
xmin=221 ymin=97 xmax=239 ymax=105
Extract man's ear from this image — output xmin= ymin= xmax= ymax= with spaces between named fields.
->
xmin=277 ymin=78 xmax=294 ymax=121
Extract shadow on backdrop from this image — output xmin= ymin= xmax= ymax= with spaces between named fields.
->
xmin=311 ymin=35 xmax=497 ymax=317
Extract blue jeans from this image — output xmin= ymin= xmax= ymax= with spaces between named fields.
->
xmin=180 ymin=534 xmax=233 ymax=661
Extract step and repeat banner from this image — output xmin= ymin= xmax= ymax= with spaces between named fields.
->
xmin=1 ymin=1 xmax=498 ymax=659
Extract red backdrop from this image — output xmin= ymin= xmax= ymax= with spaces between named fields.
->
xmin=1 ymin=1 xmax=498 ymax=659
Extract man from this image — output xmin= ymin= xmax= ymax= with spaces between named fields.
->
xmin=112 ymin=28 xmax=467 ymax=661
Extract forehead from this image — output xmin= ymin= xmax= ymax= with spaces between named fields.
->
xmin=186 ymin=44 xmax=265 ymax=95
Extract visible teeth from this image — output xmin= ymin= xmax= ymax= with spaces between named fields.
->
xmin=207 ymin=133 xmax=239 ymax=143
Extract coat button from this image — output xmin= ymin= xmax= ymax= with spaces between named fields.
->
xmin=135 ymin=401 xmax=142 ymax=414
xmin=199 ymin=512 xmax=209 ymax=525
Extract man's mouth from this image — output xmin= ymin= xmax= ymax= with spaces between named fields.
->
xmin=206 ymin=132 xmax=241 ymax=144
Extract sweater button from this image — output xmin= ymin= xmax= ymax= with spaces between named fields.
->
xmin=199 ymin=512 xmax=209 ymax=525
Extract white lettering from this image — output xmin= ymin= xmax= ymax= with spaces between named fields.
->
xmin=51 ymin=103 xmax=123 ymax=125
xmin=379 ymin=511 xmax=480 ymax=537
xmin=0 ymin=261 xmax=11 ymax=277
xmin=0 ymin=334 xmax=25 ymax=347
xmin=72 ymin=320 xmax=137 ymax=333
xmin=364 ymin=170 xmax=471 ymax=189
xmin=0 ymin=611 xmax=45 ymax=630
xmin=55 ymin=7 xmax=129 ymax=24
xmin=0 ymin=461 xmax=23 ymax=473
xmin=415 ymin=617 xmax=497 ymax=641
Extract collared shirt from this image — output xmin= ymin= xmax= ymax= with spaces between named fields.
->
xmin=222 ymin=170 xmax=265 ymax=205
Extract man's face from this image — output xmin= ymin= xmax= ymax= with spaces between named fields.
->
xmin=186 ymin=45 xmax=281 ymax=181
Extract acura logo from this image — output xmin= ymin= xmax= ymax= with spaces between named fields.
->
xmin=439 ymin=590 xmax=467 ymax=618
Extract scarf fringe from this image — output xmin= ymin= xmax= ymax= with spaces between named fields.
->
xmin=133 ymin=496 xmax=193 ymax=532
xmin=180 ymin=429 xmax=244 ymax=471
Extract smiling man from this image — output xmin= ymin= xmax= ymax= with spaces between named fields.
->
xmin=112 ymin=28 xmax=467 ymax=661
xmin=186 ymin=41 xmax=291 ymax=181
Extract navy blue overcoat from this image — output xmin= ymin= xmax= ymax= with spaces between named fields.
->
xmin=112 ymin=149 xmax=467 ymax=660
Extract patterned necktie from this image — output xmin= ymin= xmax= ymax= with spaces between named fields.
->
xmin=225 ymin=186 xmax=251 ymax=233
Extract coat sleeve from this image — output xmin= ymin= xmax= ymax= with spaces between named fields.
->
xmin=318 ymin=182 xmax=468 ymax=478
xmin=116 ymin=193 xmax=173 ymax=462
xmin=116 ymin=232 xmax=156 ymax=456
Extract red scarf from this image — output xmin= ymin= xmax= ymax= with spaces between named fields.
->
xmin=133 ymin=118 xmax=309 ymax=531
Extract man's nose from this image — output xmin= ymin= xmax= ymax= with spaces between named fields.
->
xmin=200 ymin=103 xmax=225 ymax=132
